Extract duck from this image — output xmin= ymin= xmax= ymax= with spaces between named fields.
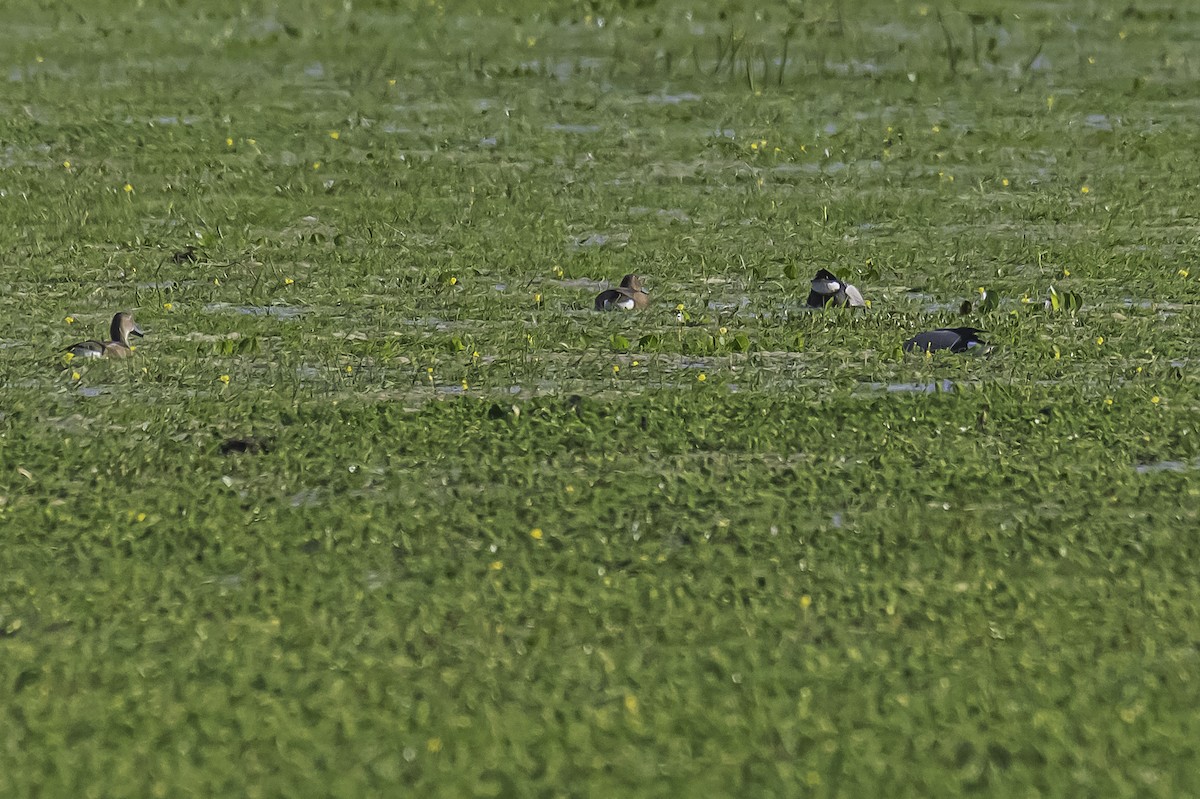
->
xmin=65 ymin=312 xmax=144 ymax=359
xmin=807 ymin=269 xmax=866 ymax=308
xmin=594 ymin=274 xmax=649 ymax=311
xmin=903 ymin=327 xmax=987 ymax=354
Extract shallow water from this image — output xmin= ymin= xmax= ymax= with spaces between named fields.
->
xmin=205 ymin=303 xmax=307 ymax=319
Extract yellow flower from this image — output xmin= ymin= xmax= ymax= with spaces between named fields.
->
xmin=631 ymin=360 xmax=639 ymax=367
xmin=612 ymin=364 xmax=620 ymax=374
xmin=123 ymin=183 xmax=133 ymax=193
xmin=800 ymin=595 xmax=812 ymax=610
xmin=225 ymin=137 xmax=234 ymax=147
xmin=136 ymin=512 xmax=147 ymax=523
xmin=163 ymin=302 xmax=173 ymax=311
xmin=1080 ymin=185 xmax=1090 ymax=194
xmin=65 ymin=316 xmax=75 ymax=324
xmin=624 ymin=693 xmax=639 ymax=715
xmin=312 ymin=161 xmax=321 ymax=170
xmin=697 ymin=373 xmax=707 ymax=382
xmin=533 ymin=292 xmax=542 ymax=303
xmin=329 ymin=131 xmax=340 ymax=140
xmin=426 ymin=738 xmax=442 ymax=753
xmin=1088 ymin=56 xmax=1096 ymax=65
xmin=283 ymin=277 xmax=294 ymax=285
xmin=71 ymin=371 xmax=81 ymax=381
xmin=1001 ymin=178 xmax=1010 ymax=187
xmin=387 ymin=79 xmax=396 ymax=87
xmin=1104 ymin=397 xmax=1114 ymax=406
xmin=1178 ymin=269 xmax=1189 ymax=278
xmin=345 ymin=365 xmax=353 ymax=373
xmin=719 ymin=327 xmax=728 ymax=335
xmin=530 ymin=528 xmax=543 ymax=540
xmin=1095 ymin=336 xmax=1104 ymax=345
xmin=489 ymin=560 xmax=503 ymax=571
xmin=218 ymin=374 xmax=230 ymax=384
xmin=448 ymin=276 xmax=457 ymax=285
xmin=63 ymin=160 xmax=71 ymax=169
xmin=526 ymin=36 xmax=537 ymax=47
xmin=931 ymin=125 xmax=941 ymax=134
xmin=1151 ymin=396 xmax=1161 ymax=405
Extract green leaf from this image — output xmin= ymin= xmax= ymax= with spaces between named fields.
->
xmin=638 ymin=334 xmax=663 ymax=350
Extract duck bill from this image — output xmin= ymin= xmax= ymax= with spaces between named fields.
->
xmin=131 ymin=325 xmax=145 ymax=338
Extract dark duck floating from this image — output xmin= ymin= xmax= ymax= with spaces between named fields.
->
xmin=806 ymin=269 xmax=865 ymax=308
xmin=903 ymin=327 xmax=987 ymax=354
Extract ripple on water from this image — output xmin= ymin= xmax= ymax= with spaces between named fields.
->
xmin=546 ymin=123 xmax=601 ymax=134
xmin=1135 ymin=459 xmax=1198 ymax=475
xmin=861 ymin=380 xmax=955 ymax=394
xmin=642 ymin=92 xmax=702 ymax=105
xmin=205 ymin=303 xmax=306 ymax=319
xmin=570 ymin=232 xmax=629 ymax=249
xmin=629 ymin=206 xmax=691 ymax=223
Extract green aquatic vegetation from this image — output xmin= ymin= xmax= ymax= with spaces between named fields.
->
xmin=2 ymin=1 xmax=1200 ymax=796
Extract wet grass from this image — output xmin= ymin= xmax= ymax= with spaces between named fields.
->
xmin=2 ymin=1 xmax=1200 ymax=795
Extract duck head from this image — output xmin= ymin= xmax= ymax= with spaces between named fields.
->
xmin=809 ymin=269 xmax=842 ymax=296
xmin=111 ymin=312 xmax=144 ymax=344
xmin=619 ymin=274 xmax=646 ymax=294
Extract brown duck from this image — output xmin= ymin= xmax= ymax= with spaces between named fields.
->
xmin=66 ymin=312 xmax=144 ymax=359
xmin=594 ymin=274 xmax=649 ymax=311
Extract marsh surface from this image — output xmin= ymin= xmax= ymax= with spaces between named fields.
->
xmin=2 ymin=1 xmax=1199 ymax=795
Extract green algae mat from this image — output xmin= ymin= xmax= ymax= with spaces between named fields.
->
xmin=2 ymin=1 xmax=1199 ymax=795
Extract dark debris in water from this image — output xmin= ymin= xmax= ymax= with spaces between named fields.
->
xmin=219 ymin=436 xmax=274 ymax=455
xmin=171 ymin=245 xmax=201 ymax=264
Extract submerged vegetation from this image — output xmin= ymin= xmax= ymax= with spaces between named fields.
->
xmin=1 ymin=0 xmax=1199 ymax=795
